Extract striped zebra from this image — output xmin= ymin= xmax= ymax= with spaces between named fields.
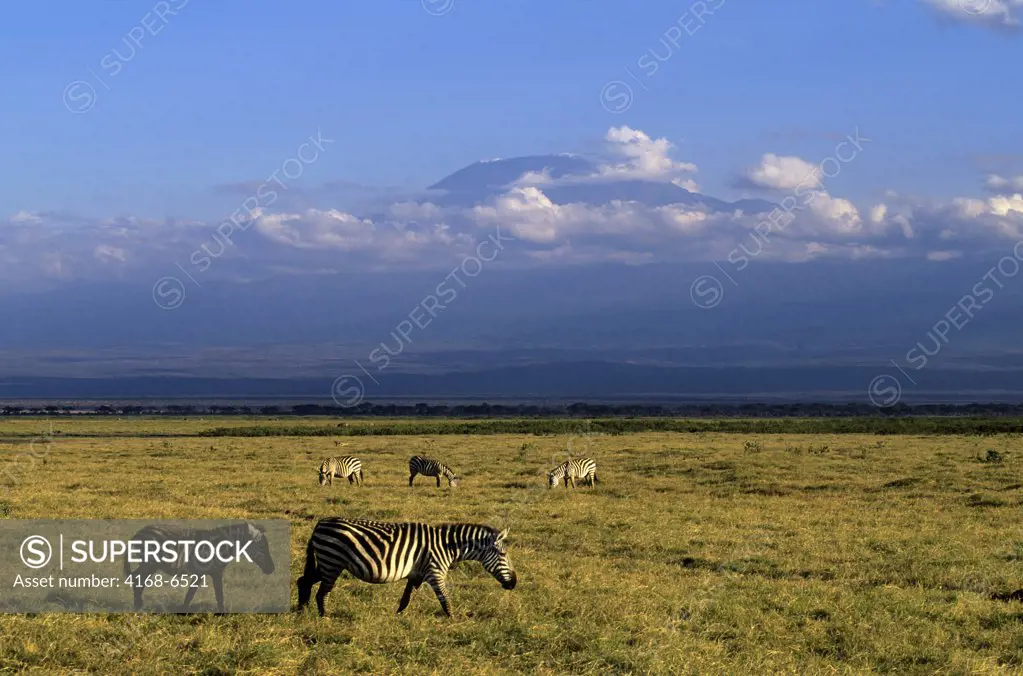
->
xmin=296 ymin=517 xmax=516 ymax=617
xmin=123 ymin=522 xmax=275 ymax=613
xmin=408 ymin=455 xmax=460 ymax=488
xmin=548 ymin=457 xmax=598 ymax=488
xmin=319 ymin=456 xmax=364 ymax=486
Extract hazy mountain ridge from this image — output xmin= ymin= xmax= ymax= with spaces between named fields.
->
xmin=4 ymin=159 xmax=1022 ymax=400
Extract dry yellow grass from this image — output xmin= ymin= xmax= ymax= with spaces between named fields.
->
xmin=2 ymin=419 xmax=1023 ymax=673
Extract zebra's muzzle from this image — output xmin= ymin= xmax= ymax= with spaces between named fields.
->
xmin=502 ymin=572 xmax=517 ymax=590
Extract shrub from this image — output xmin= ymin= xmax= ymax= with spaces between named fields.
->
xmin=980 ymin=449 xmax=1004 ymax=463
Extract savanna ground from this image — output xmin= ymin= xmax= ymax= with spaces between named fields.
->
xmin=1 ymin=417 xmax=1023 ymax=674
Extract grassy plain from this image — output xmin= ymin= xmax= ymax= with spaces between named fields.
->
xmin=1 ymin=417 xmax=1023 ymax=673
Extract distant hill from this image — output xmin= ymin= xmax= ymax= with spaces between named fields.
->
xmin=424 ymin=155 xmax=776 ymax=213
xmin=428 ymin=154 xmax=593 ymax=192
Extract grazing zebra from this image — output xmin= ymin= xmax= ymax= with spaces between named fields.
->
xmin=408 ymin=455 xmax=460 ymax=488
xmin=123 ymin=522 xmax=275 ymax=612
xmin=548 ymin=457 xmax=598 ymax=488
xmin=296 ymin=518 xmax=516 ymax=617
xmin=319 ymin=456 xmax=364 ymax=486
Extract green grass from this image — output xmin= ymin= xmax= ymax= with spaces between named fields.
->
xmin=2 ymin=419 xmax=1023 ymax=673
xmin=9 ymin=414 xmax=1023 ymax=439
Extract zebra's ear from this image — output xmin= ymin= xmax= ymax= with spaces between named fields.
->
xmin=497 ymin=528 xmax=509 ymax=542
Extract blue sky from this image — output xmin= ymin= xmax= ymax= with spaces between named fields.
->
xmin=1 ymin=0 xmax=1020 ymax=221
xmin=0 ymin=0 xmax=1021 ymax=299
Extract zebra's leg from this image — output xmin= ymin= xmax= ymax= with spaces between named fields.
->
xmin=425 ymin=570 xmax=452 ymax=617
xmin=435 ymin=475 xmax=441 ymax=488
xmin=569 ymin=475 xmax=577 ymax=489
xmin=409 ymin=472 xmax=416 ymax=487
xmin=396 ymin=576 xmax=423 ymax=614
xmin=315 ymin=578 xmax=335 ymax=617
xmin=358 ymin=469 xmax=364 ymax=486
xmin=212 ymin=571 xmax=225 ymax=614
xmin=182 ymin=581 xmax=200 ymax=611
xmin=297 ymin=536 xmax=321 ymax=612
xmin=131 ymin=562 xmax=154 ymax=610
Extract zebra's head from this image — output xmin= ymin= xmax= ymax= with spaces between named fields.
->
xmin=449 ymin=475 xmax=460 ymax=488
xmin=245 ymin=523 xmax=275 ymax=575
xmin=547 ymin=470 xmax=560 ymax=489
xmin=472 ymin=528 xmax=516 ymax=590
xmin=318 ymin=461 xmax=331 ymax=486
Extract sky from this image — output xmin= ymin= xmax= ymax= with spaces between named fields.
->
xmin=0 ymin=0 xmax=1021 ymax=289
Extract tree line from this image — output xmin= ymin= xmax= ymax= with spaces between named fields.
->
xmin=7 ymin=400 xmax=1023 ymax=419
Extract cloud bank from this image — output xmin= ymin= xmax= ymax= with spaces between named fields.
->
xmin=4 ymin=126 xmax=1023 ymax=286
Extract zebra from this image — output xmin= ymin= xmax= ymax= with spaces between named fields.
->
xmin=548 ymin=457 xmax=598 ymax=488
xmin=296 ymin=517 xmax=516 ymax=617
xmin=408 ymin=455 xmax=459 ymax=488
xmin=319 ymin=456 xmax=364 ymax=486
xmin=123 ymin=522 xmax=275 ymax=613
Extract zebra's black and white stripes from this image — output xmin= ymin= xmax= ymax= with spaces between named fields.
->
xmin=319 ymin=456 xmax=364 ymax=486
xmin=296 ymin=518 xmax=516 ymax=617
xmin=408 ymin=455 xmax=459 ymax=488
xmin=124 ymin=522 xmax=275 ymax=612
xmin=548 ymin=457 xmax=598 ymax=488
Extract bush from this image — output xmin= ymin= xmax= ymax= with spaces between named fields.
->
xmin=197 ymin=416 xmax=1023 ymax=438
xmin=743 ymin=440 xmax=762 ymax=453
xmin=980 ymin=449 xmax=1004 ymax=463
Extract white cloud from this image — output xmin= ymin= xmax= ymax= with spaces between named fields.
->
xmin=870 ymin=204 xmax=888 ymax=223
xmin=10 ymin=210 xmax=44 ymax=225
xmin=672 ymin=177 xmax=701 ymax=192
xmin=987 ymin=174 xmax=1023 ymax=193
xmin=253 ymin=208 xmax=471 ymax=261
xmin=596 ymin=126 xmax=698 ymax=181
xmin=743 ymin=154 xmax=819 ymax=191
xmin=808 ymin=194 xmax=863 ymax=233
xmin=920 ymin=0 xmax=1023 ymax=30
xmin=94 ymin=245 xmax=128 ymax=263
xmin=5 ymin=126 xmax=1023 ymax=283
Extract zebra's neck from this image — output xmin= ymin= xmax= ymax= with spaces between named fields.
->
xmin=440 ymin=465 xmax=456 ymax=480
xmin=434 ymin=524 xmax=492 ymax=562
